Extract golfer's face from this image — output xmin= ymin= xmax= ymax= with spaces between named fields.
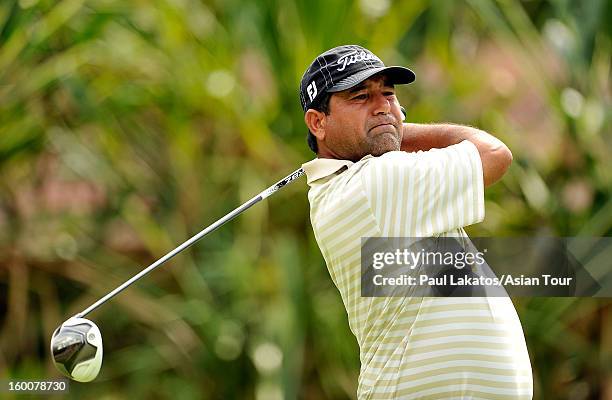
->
xmin=326 ymin=75 xmax=404 ymax=160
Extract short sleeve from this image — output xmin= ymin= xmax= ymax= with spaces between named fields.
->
xmin=360 ymin=140 xmax=485 ymax=236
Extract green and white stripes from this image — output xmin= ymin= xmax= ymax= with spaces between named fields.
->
xmin=303 ymin=141 xmax=532 ymax=399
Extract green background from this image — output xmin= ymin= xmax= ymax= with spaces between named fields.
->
xmin=0 ymin=0 xmax=610 ymax=398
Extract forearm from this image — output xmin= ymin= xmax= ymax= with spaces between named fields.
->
xmin=401 ymin=123 xmax=492 ymax=151
xmin=401 ymin=123 xmax=513 ymax=187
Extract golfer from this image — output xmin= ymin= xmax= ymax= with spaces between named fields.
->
xmin=300 ymin=45 xmax=533 ymax=399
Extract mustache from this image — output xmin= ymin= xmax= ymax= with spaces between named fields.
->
xmin=367 ymin=116 xmax=400 ymax=131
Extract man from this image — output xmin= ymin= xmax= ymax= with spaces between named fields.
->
xmin=300 ymin=45 xmax=533 ymax=399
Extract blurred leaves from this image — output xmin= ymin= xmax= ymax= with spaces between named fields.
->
xmin=0 ymin=0 xmax=610 ymax=399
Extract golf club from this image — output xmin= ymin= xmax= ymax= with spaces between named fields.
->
xmin=51 ymin=167 xmax=305 ymax=382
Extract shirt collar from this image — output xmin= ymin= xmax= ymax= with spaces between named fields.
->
xmin=302 ymin=155 xmax=373 ymax=185
xmin=301 ymin=158 xmax=353 ymax=185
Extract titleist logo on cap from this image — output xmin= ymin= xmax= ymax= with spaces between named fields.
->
xmin=336 ymin=50 xmax=382 ymax=71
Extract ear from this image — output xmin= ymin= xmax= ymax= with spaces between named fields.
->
xmin=304 ymin=109 xmax=327 ymax=141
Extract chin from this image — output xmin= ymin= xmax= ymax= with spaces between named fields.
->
xmin=369 ymin=138 xmax=400 ymax=157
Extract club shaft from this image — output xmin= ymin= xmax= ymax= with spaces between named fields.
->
xmin=76 ymin=167 xmax=305 ymax=318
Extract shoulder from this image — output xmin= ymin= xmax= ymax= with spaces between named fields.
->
xmin=371 ymin=142 xmax=480 ymax=171
xmin=359 ymin=143 xmax=481 ymax=188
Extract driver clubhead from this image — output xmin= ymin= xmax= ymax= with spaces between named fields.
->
xmin=50 ymin=317 xmax=103 ymax=382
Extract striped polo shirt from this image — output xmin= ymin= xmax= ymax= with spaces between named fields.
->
xmin=303 ymin=141 xmax=533 ymax=399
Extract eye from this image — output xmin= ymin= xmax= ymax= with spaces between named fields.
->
xmin=352 ymin=93 xmax=368 ymax=100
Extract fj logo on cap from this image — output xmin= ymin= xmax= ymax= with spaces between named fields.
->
xmin=336 ymin=50 xmax=381 ymax=72
xmin=306 ymin=81 xmax=318 ymax=102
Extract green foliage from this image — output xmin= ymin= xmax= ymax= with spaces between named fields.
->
xmin=0 ymin=0 xmax=609 ymax=399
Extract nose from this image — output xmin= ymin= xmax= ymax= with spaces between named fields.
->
xmin=371 ymin=92 xmax=391 ymax=115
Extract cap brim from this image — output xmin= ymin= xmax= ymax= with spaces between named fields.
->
xmin=327 ymin=66 xmax=415 ymax=93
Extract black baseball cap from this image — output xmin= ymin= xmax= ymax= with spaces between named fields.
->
xmin=299 ymin=45 xmax=415 ymax=112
